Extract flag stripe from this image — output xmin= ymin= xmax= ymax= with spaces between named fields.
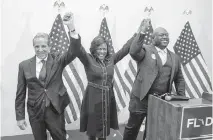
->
xmin=196 ymin=55 xmax=212 ymax=89
xmin=68 ymin=101 xmax=77 ymax=121
xmin=124 ymin=71 xmax=133 ymax=93
xmin=189 ymin=60 xmax=209 ymax=92
xmin=116 ymin=63 xmax=133 ymax=95
xmin=185 ymin=82 xmax=194 ymax=98
xmin=181 ymin=65 xmax=198 ymax=98
xmin=64 ymin=109 xmax=72 ymax=123
xmin=113 ymin=87 xmax=122 ymax=112
xmin=124 ymin=60 xmax=137 ymax=94
xmin=183 ymin=66 xmax=201 ymax=97
xmin=62 ymin=75 xmax=78 ymax=121
xmin=192 ymin=57 xmax=212 ymax=92
xmin=124 ymin=71 xmax=134 ymax=86
xmin=113 ymin=81 xmax=126 ymax=108
xmin=197 ymin=55 xmax=212 ymax=82
xmin=182 ymin=67 xmax=199 ymax=98
xmin=114 ymin=70 xmax=128 ymax=104
xmin=186 ymin=63 xmax=203 ymax=96
xmin=114 ymin=66 xmax=130 ymax=94
xmin=65 ymin=66 xmax=83 ymax=101
xmin=129 ymin=60 xmax=137 ymax=76
xmin=123 ymin=71 xmax=132 ymax=94
xmin=65 ymin=105 xmax=74 ymax=122
xmin=68 ymin=63 xmax=85 ymax=93
xmin=185 ymin=90 xmax=190 ymax=98
xmin=63 ymin=70 xmax=81 ymax=110
xmin=73 ymin=59 xmax=87 ymax=88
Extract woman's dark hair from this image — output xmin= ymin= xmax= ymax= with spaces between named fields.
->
xmin=89 ymin=35 xmax=110 ymax=59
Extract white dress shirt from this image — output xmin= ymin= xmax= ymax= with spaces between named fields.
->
xmin=36 ymin=56 xmax=48 ymax=79
xmin=155 ymin=47 xmax=168 ymax=65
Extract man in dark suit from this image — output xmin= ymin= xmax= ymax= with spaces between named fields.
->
xmin=123 ymin=19 xmax=185 ymax=140
xmin=15 ymin=12 xmax=79 ymax=140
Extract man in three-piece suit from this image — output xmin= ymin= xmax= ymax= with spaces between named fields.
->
xmin=123 ymin=19 xmax=185 ymax=140
xmin=15 ymin=13 xmax=79 ymax=140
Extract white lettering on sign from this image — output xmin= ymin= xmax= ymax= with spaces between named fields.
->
xmin=205 ymin=117 xmax=213 ymax=126
xmin=187 ymin=119 xmax=194 ymax=128
xmin=187 ymin=117 xmax=213 ymax=128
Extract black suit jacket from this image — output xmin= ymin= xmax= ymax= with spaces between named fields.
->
xmin=129 ymin=33 xmax=185 ymax=100
xmin=15 ymin=35 xmax=80 ymax=121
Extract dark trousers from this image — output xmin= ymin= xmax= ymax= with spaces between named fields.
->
xmin=123 ymin=94 xmax=148 ymax=140
xmin=29 ymin=104 xmax=66 ymax=140
xmin=88 ymin=136 xmax=106 ymax=140
xmin=123 ymin=112 xmax=147 ymax=140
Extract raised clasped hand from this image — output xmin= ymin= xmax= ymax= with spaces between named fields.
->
xmin=63 ymin=12 xmax=75 ymax=31
xmin=138 ymin=18 xmax=151 ymax=33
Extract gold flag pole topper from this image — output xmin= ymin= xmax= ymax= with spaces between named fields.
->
xmin=144 ymin=6 xmax=154 ymax=17
xmin=54 ymin=0 xmax=65 ymax=13
xmin=183 ymin=9 xmax=192 ymax=15
xmin=99 ymin=4 xmax=109 ymax=18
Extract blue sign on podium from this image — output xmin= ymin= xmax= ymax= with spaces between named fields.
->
xmin=180 ymin=105 xmax=213 ymax=139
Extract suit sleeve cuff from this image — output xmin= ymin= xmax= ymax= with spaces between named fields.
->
xmin=69 ymin=31 xmax=79 ymax=39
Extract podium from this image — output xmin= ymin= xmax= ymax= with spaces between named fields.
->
xmin=146 ymin=95 xmax=212 ymax=140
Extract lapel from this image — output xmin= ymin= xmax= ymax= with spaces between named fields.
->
xmin=29 ymin=56 xmax=43 ymax=86
xmin=168 ymin=50 xmax=176 ymax=90
xmin=29 ymin=56 xmax=36 ymax=78
xmin=44 ymin=54 xmax=54 ymax=86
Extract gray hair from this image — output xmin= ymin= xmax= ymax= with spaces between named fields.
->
xmin=33 ymin=32 xmax=51 ymax=46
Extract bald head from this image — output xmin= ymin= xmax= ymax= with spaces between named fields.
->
xmin=152 ymin=27 xmax=169 ymax=49
xmin=153 ymin=27 xmax=168 ymax=37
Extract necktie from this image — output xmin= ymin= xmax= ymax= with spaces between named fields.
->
xmin=39 ymin=60 xmax=50 ymax=106
xmin=39 ymin=60 xmax=46 ymax=83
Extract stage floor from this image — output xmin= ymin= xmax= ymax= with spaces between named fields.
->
xmin=1 ymin=124 xmax=144 ymax=140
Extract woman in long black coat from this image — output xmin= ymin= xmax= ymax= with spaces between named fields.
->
xmin=72 ymin=31 xmax=135 ymax=140
xmin=77 ymin=35 xmax=135 ymax=140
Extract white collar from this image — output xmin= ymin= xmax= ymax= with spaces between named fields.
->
xmin=155 ymin=46 xmax=167 ymax=54
xmin=36 ymin=56 xmax=48 ymax=63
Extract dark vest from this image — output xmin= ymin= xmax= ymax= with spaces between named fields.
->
xmin=148 ymin=53 xmax=172 ymax=95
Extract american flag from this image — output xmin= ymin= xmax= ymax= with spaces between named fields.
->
xmin=99 ymin=18 xmax=128 ymax=111
xmin=124 ymin=21 xmax=153 ymax=96
xmin=49 ymin=14 xmax=86 ymax=123
xmin=173 ymin=21 xmax=212 ymax=98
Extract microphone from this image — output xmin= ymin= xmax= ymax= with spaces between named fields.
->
xmin=165 ymin=95 xmax=190 ymax=101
